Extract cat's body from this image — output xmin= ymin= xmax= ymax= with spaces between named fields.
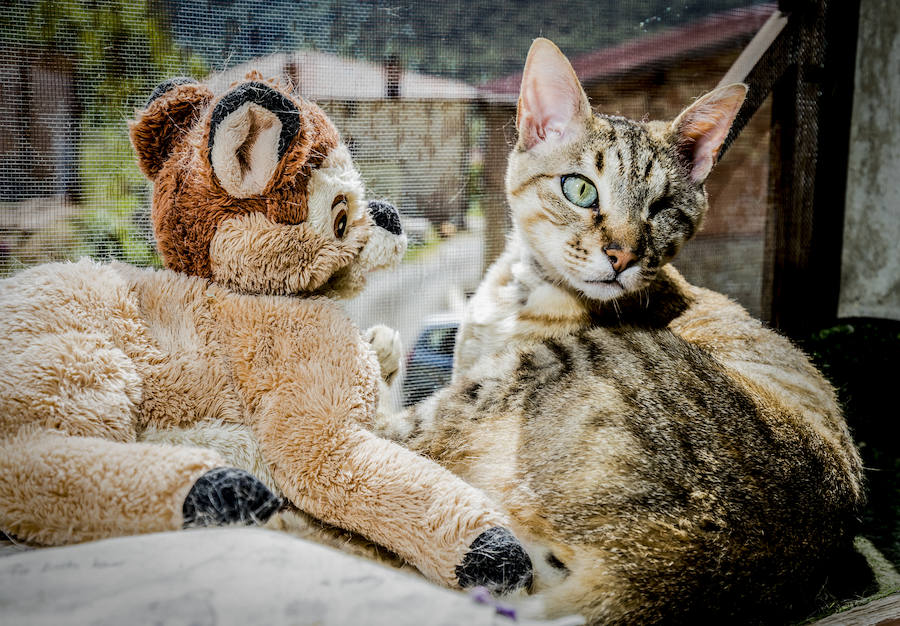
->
xmin=378 ymin=40 xmax=864 ymax=623
xmin=385 ymin=260 xmax=861 ymax=623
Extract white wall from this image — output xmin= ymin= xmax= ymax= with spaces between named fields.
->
xmin=839 ymin=0 xmax=900 ymax=320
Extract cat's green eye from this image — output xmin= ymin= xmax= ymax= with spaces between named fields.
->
xmin=561 ymin=174 xmax=598 ymax=208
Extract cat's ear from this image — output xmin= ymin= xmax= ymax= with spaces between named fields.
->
xmin=670 ymin=83 xmax=747 ymax=183
xmin=516 ymin=38 xmax=592 ymax=151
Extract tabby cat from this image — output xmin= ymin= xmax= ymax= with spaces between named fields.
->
xmin=377 ymin=39 xmax=864 ymax=624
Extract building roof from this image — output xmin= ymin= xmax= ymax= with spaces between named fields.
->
xmin=206 ymin=49 xmax=478 ymax=101
xmin=478 ymin=3 xmax=775 ymax=104
xmin=207 ymin=4 xmax=775 ymax=104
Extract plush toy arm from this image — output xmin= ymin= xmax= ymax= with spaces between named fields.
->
xmin=364 ymin=324 xmax=404 ymax=435
xmin=363 ymin=324 xmax=402 ymax=385
xmin=250 ymin=382 xmax=532 ymax=592
xmin=220 ymin=298 xmax=531 ymax=591
xmin=0 ymin=429 xmax=283 ymax=545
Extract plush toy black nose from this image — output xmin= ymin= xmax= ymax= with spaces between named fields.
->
xmin=368 ymin=201 xmax=403 ymax=236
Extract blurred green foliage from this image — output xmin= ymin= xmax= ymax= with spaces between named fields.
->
xmin=1 ymin=0 xmax=208 ymax=266
xmin=2 ymin=0 xmax=207 ymax=122
xmin=75 ymin=128 xmax=161 ymax=266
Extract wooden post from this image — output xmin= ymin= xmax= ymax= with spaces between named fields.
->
xmin=764 ymin=0 xmax=861 ymax=335
xmin=478 ymin=102 xmax=516 ymax=275
xmin=717 ymin=1 xmax=862 ymax=334
xmin=717 ymin=9 xmax=791 ymax=161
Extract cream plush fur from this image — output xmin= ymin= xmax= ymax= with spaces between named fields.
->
xmin=0 ymin=76 xmax=533 ymax=592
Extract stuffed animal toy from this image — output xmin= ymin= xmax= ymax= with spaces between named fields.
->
xmin=0 ymin=75 xmax=533 ymax=593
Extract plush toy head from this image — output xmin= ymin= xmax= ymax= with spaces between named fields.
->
xmin=129 ymin=74 xmax=406 ymax=297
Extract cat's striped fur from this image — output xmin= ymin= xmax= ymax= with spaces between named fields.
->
xmin=377 ymin=39 xmax=864 ymax=624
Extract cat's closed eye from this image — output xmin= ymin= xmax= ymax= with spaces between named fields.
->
xmin=647 ymin=196 xmax=669 ymax=219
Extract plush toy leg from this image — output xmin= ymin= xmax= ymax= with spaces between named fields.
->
xmin=252 ymin=390 xmax=533 ymax=592
xmin=0 ymin=429 xmax=225 ymax=545
xmin=0 ymin=306 xmax=281 ymax=544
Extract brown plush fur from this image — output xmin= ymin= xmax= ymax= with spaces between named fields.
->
xmin=130 ymin=83 xmax=214 ymax=180
xmin=0 ymin=76 xmax=522 ymax=589
xmin=133 ymin=80 xmax=340 ymax=280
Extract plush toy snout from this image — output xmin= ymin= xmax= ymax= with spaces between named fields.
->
xmin=360 ymin=200 xmax=407 ymax=270
xmin=318 ymin=199 xmax=406 ymax=299
xmin=369 ymin=200 xmax=403 ymax=236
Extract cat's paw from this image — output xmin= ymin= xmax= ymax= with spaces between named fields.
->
xmin=456 ymin=527 xmax=534 ymax=594
xmin=182 ymin=467 xmax=282 ymax=528
xmin=364 ymin=324 xmax=402 ymax=385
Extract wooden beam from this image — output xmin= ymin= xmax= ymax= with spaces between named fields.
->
xmin=717 ymin=10 xmax=789 ymax=89
xmin=717 ymin=8 xmax=792 ymax=161
xmin=812 ymin=591 xmax=900 ymax=625
xmin=805 ymin=0 xmax=863 ymax=329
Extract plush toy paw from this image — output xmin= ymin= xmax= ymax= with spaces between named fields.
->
xmin=364 ymin=324 xmax=403 ymax=385
xmin=182 ymin=467 xmax=282 ymax=528
xmin=456 ymin=527 xmax=534 ymax=594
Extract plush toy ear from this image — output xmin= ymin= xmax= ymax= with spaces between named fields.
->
xmin=129 ymin=78 xmax=213 ymax=180
xmin=207 ymin=82 xmax=301 ymax=198
xmin=670 ymin=83 xmax=748 ymax=183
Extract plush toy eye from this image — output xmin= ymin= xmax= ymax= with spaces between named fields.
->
xmin=561 ymin=174 xmax=598 ymax=208
xmin=332 ymin=195 xmax=348 ymax=239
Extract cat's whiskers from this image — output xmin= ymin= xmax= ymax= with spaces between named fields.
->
xmin=611 ymin=297 xmax=622 ymax=321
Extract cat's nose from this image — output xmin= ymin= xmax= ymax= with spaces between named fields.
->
xmin=604 ymin=244 xmax=637 ymax=273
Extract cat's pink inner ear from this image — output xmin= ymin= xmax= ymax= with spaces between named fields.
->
xmin=673 ymin=83 xmax=747 ymax=182
xmin=517 ymin=38 xmax=590 ymax=150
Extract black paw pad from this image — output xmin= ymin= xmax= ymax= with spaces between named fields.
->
xmin=182 ymin=467 xmax=282 ymax=528
xmin=456 ymin=527 xmax=533 ymax=593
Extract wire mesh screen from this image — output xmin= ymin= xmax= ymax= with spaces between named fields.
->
xmin=1 ymin=0 xmax=773 ymax=409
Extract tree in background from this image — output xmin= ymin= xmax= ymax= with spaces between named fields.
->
xmin=0 ymin=0 xmax=207 ymax=268
xmin=161 ymin=0 xmax=769 ymax=83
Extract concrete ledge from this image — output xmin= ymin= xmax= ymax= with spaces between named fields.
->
xmin=0 ymin=527 xmax=570 ymax=626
